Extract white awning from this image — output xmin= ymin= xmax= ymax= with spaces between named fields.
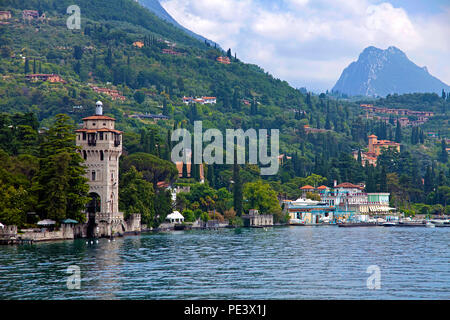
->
xmin=166 ymin=211 xmax=184 ymax=221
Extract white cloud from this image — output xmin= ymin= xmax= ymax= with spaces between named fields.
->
xmin=161 ymin=0 xmax=450 ymax=91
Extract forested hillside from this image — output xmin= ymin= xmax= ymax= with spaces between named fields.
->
xmin=0 ymin=0 xmax=449 ymax=227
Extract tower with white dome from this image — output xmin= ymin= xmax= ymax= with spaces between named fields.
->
xmin=75 ymin=101 xmax=124 ymax=237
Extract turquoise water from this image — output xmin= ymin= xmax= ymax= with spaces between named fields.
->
xmin=0 ymin=226 xmax=448 ymax=299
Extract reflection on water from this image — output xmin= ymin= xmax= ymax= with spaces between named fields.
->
xmin=0 ymin=227 xmax=448 ymax=299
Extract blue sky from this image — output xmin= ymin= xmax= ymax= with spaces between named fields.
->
xmin=161 ymin=0 xmax=450 ymax=92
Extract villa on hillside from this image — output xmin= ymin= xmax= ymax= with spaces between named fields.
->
xmin=162 ymin=48 xmax=183 ymax=56
xmin=182 ymin=96 xmax=217 ymax=105
xmin=90 ymin=86 xmax=126 ymax=101
xmin=353 ymin=134 xmax=400 ymax=166
xmin=22 ymin=10 xmax=46 ymax=22
xmin=133 ymin=41 xmax=144 ymax=48
xmin=303 ymin=124 xmax=331 ymax=134
xmin=25 ymin=74 xmax=65 ymax=83
xmin=175 ymin=161 xmax=204 ymax=183
xmin=361 ymin=104 xmax=434 ymax=117
xmin=216 ymin=56 xmax=231 ymax=64
xmin=0 ymin=11 xmax=11 ymax=20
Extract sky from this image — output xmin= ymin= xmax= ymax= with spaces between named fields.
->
xmin=160 ymin=0 xmax=450 ymax=92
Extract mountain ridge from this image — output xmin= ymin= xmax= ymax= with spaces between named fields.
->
xmin=138 ymin=0 xmax=220 ymax=49
xmin=332 ymin=46 xmax=450 ymax=97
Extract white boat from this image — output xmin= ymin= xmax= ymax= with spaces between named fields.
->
xmin=291 ymin=198 xmax=320 ymax=206
xmin=426 ymin=222 xmax=435 ymax=228
xmin=382 ymin=222 xmax=397 ymax=227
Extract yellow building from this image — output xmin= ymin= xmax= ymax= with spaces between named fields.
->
xmin=368 ymin=134 xmax=400 ymax=156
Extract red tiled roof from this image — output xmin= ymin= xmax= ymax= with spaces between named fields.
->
xmin=335 ymin=182 xmax=363 ymax=189
xmin=82 ymin=115 xmax=116 ymax=121
xmin=317 ymin=185 xmax=328 ymax=190
xmin=300 ymin=185 xmax=314 ymax=190
xmin=76 ymin=128 xmax=122 ymax=134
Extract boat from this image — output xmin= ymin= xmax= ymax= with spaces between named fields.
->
xmin=382 ymin=222 xmax=397 ymax=227
xmin=426 ymin=222 xmax=435 ymax=228
xmin=338 ymin=222 xmax=379 ymax=227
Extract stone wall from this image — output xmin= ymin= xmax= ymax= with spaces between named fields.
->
xmin=19 ymin=224 xmax=75 ymax=242
xmin=125 ymin=214 xmax=141 ymax=233
xmin=242 ymin=214 xmax=274 ymax=227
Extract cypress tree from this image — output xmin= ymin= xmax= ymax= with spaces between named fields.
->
xmin=439 ymin=138 xmax=448 ymax=163
xmin=395 ymin=119 xmax=402 ymax=143
xmin=182 ymin=161 xmax=188 ymax=178
xmin=325 ymin=113 xmax=331 ymax=130
xmin=24 ymin=58 xmax=30 ymax=74
xmin=233 ymin=148 xmax=243 ymax=216
xmin=379 ymin=166 xmax=388 ymax=192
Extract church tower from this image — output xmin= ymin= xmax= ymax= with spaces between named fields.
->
xmin=76 ymin=101 xmax=124 ymax=236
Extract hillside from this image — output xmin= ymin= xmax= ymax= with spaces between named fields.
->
xmin=333 ymin=46 xmax=450 ymax=97
xmin=0 ymin=0 xmax=449 ymax=217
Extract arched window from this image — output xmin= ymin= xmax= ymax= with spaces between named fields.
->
xmin=83 ymin=150 xmax=87 ymax=160
xmin=100 ymin=150 xmax=104 ymax=161
xmin=92 ymin=171 xmax=96 ymax=181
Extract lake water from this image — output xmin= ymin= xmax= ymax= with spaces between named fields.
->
xmin=0 ymin=226 xmax=448 ymax=300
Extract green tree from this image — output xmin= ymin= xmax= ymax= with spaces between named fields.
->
xmin=33 ymin=114 xmax=90 ymax=223
xmin=243 ymin=180 xmax=281 ymax=216
xmin=119 ymin=165 xmax=155 ymax=225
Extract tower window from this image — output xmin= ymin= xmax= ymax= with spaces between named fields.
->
xmin=100 ymin=150 xmax=104 ymax=161
xmin=92 ymin=171 xmax=96 ymax=181
xmin=99 ymin=132 xmax=104 ymax=140
xmin=83 ymin=150 xmax=87 ymax=160
xmin=82 ymin=132 xmax=86 ymax=140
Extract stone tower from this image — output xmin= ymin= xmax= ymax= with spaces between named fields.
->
xmin=368 ymin=134 xmax=377 ymax=154
xmin=76 ymin=101 xmax=124 ymax=237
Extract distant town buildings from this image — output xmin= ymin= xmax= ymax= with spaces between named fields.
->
xmin=353 ymin=134 xmax=400 ymax=166
xmin=128 ymin=113 xmax=169 ymax=121
xmin=22 ymin=10 xmax=46 ymax=22
xmin=182 ymin=96 xmax=217 ymax=105
xmin=25 ymin=74 xmax=65 ymax=83
xmin=303 ymin=124 xmax=331 ymax=134
xmin=90 ymin=86 xmax=126 ymax=101
xmin=0 ymin=11 xmax=11 ymax=20
xmin=216 ymin=56 xmax=231 ymax=64
xmin=361 ymin=104 xmax=434 ymax=126
xmin=162 ymin=48 xmax=183 ymax=56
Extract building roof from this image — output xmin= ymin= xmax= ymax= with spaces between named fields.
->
xmin=374 ymin=140 xmax=399 ymax=146
xmin=82 ymin=115 xmax=116 ymax=121
xmin=368 ymin=134 xmax=377 ymax=138
xmin=335 ymin=182 xmax=363 ymax=189
xmin=75 ymin=128 xmax=122 ymax=134
xmin=316 ymin=185 xmax=328 ymax=190
xmin=300 ymin=185 xmax=314 ymax=190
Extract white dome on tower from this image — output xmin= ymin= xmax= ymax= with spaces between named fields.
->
xmin=95 ymin=101 xmax=103 ymax=115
